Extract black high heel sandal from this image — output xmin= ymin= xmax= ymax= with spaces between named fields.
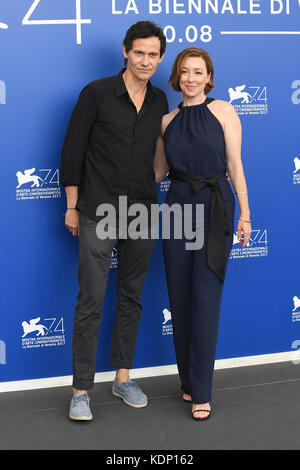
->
xmin=182 ymin=394 xmax=192 ymax=403
xmin=192 ymin=408 xmax=211 ymax=421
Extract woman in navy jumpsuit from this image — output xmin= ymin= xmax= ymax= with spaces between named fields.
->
xmin=154 ymin=48 xmax=251 ymax=420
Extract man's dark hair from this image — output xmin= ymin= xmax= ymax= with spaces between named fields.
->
xmin=123 ymin=21 xmax=166 ymax=58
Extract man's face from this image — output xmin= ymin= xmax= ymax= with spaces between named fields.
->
xmin=123 ymin=36 xmax=164 ymax=82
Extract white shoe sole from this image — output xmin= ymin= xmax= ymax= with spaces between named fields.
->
xmin=112 ymin=390 xmax=148 ymax=408
xmin=69 ymin=414 xmax=93 ymax=421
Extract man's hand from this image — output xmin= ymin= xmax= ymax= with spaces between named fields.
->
xmin=65 ymin=209 xmax=80 ymax=237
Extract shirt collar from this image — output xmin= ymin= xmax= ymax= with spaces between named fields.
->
xmin=115 ymin=69 xmax=156 ymax=100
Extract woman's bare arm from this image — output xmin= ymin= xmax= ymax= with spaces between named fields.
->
xmin=153 ymin=133 xmax=169 ymax=183
xmin=221 ymin=101 xmax=251 ymax=247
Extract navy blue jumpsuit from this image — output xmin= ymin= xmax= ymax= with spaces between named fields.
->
xmin=162 ymin=98 xmax=235 ymax=404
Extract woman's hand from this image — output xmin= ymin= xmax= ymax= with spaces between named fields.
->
xmin=237 ymin=218 xmax=251 ymax=248
xmin=65 ymin=209 xmax=80 ymax=237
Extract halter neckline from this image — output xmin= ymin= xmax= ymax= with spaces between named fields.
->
xmin=178 ymin=97 xmax=213 ymax=109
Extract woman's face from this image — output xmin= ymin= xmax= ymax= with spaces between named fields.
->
xmin=179 ymin=56 xmax=211 ymax=99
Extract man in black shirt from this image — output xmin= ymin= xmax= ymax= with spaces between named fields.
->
xmin=60 ymin=21 xmax=168 ymax=421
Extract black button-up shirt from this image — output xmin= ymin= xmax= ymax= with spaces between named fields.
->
xmin=60 ymin=69 xmax=169 ymax=220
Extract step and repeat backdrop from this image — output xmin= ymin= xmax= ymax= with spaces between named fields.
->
xmin=1 ymin=0 xmax=300 ymax=384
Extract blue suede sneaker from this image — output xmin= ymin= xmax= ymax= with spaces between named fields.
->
xmin=69 ymin=392 xmax=93 ymax=421
xmin=112 ymin=379 xmax=148 ymax=408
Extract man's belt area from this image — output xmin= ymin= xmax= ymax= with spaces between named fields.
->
xmin=168 ymin=168 xmax=230 ymax=283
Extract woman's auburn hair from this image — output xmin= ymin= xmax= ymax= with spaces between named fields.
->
xmin=169 ymin=47 xmax=215 ymax=95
